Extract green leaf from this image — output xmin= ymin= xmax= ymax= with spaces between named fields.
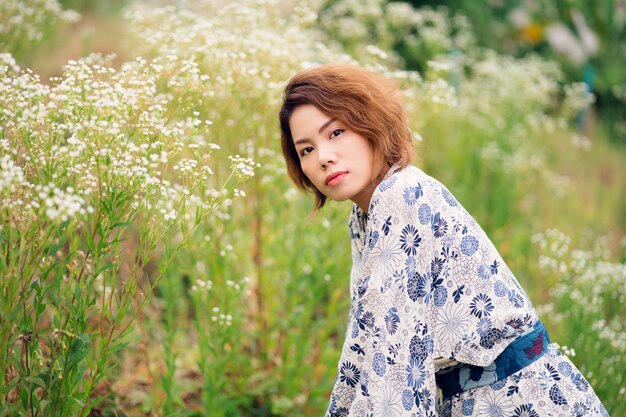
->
xmin=19 ymin=387 xmax=28 ymax=409
xmin=111 ymin=221 xmax=132 ymax=229
xmin=67 ymin=334 xmax=91 ymax=368
xmin=72 ymin=396 xmax=86 ymax=408
xmin=194 ymin=205 xmax=202 ymax=226
xmin=24 ymin=376 xmax=46 ymax=388
xmin=36 ymin=371 xmax=51 ymax=384
xmin=108 ymin=341 xmax=129 ymax=355
xmin=79 ymin=392 xmax=110 ymax=417
xmin=39 ymin=400 xmax=50 ymax=414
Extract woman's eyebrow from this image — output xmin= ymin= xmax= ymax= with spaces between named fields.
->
xmin=318 ymin=118 xmax=336 ymax=134
xmin=294 ymin=118 xmax=337 ymax=145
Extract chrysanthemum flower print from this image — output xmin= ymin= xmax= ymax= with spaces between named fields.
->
xmin=477 ymin=263 xmax=493 ymax=280
xmin=372 ymin=384 xmax=404 ymax=417
xmin=400 ymin=224 xmax=422 ymax=256
xmin=406 ymin=357 xmax=426 ymax=389
xmin=512 ymin=403 xmax=540 ymax=417
xmin=407 ymin=270 xmax=429 ymax=302
xmin=402 ymin=184 xmax=422 ymax=206
xmin=469 ymin=293 xmax=495 ymax=318
xmin=434 ymin=301 xmax=471 ymax=349
xmin=372 ymin=352 xmax=387 ymax=377
xmin=339 ymin=361 xmax=361 ymax=388
xmin=418 ymin=203 xmax=432 ymax=225
xmin=430 ymin=256 xmax=445 ymax=278
xmin=370 ymin=235 xmax=403 ymax=277
xmin=477 ymin=389 xmax=515 ymax=417
xmin=431 ymin=212 xmax=448 ymax=238
xmin=385 ymin=307 xmax=400 ymax=335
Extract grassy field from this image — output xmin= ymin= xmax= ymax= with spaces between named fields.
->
xmin=1 ymin=1 xmax=624 ymax=416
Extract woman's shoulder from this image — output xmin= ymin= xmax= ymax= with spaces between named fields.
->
xmin=374 ymin=165 xmax=441 ymax=200
xmin=369 ymin=165 xmax=462 ymax=216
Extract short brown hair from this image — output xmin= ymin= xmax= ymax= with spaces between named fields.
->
xmin=279 ymin=65 xmax=414 ymax=210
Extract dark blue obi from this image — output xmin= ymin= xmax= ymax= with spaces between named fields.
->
xmin=435 ymin=320 xmax=551 ymax=399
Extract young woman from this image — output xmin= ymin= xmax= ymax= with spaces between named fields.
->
xmin=278 ymin=65 xmax=608 ymax=417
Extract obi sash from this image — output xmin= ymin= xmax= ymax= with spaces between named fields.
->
xmin=435 ymin=320 xmax=551 ymax=399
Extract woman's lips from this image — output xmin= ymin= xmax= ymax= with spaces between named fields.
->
xmin=326 ymin=171 xmax=348 ymax=186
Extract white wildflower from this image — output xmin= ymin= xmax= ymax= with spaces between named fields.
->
xmin=0 ymin=155 xmax=25 ymax=195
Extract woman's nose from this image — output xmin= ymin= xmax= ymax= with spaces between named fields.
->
xmin=318 ymin=144 xmax=337 ymax=167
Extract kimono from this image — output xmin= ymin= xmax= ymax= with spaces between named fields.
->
xmin=325 ymin=165 xmax=608 ymax=417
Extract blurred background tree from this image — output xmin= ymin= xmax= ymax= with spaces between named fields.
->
xmin=404 ymin=0 xmax=626 ymax=144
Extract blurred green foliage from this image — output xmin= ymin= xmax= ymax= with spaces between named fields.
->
xmin=58 ymin=0 xmax=130 ymax=15
xmin=406 ymin=0 xmax=626 ymax=143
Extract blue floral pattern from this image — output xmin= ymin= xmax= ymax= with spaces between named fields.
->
xmin=325 ymin=166 xmax=608 ymax=417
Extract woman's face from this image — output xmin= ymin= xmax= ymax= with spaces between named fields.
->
xmin=289 ymin=104 xmax=377 ymax=212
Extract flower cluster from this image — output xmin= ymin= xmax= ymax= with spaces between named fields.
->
xmin=210 ymin=307 xmax=232 ymax=327
xmin=0 ymin=155 xmax=24 ymax=196
xmin=533 ymin=228 xmax=626 ymax=396
xmin=191 ymin=278 xmax=213 ymax=292
xmin=1 ymin=0 xmax=80 ymax=56
xmin=228 ymin=155 xmax=257 ymax=181
xmin=0 ymin=53 xmax=21 ymax=76
xmin=174 ymin=158 xmax=198 ymax=174
xmin=532 ymin=228 xmax=572 ymax=273
xmin=562 ymin=82 xmax=595 ymax=118
xmin=36 ymin=183 xmax=93 ymax=223
xmin=319 ymin=0 xmax=475 ymax=66
xmin=0 ymin=51 xmax=245 ymax=232
xmin=459 ymin=53 xmax=563 ymax=128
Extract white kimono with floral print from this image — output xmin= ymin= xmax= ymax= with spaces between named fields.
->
xmin=325 ymin=166 xmax=607 ymax=417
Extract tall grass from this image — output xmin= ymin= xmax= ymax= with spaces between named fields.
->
xmin=532 ymin=229 xmax=626 ymax=416
xmin=0 ymin=51 xmax=254 ymax=415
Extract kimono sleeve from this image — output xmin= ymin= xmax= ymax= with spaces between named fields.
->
xmin=409 ymin=171 xmax=538 ymax=366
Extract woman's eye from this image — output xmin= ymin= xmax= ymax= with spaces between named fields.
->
xmin=300 ymin=146 xmax=314 ymax=157
xmin=330 ymin=129 xmax=344 ymax=139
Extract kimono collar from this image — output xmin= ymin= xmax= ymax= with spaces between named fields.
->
xmin=369 ymin=162 xmax=403 ymax=211
xmin=384 ymin=162 xmax=402 ymax=180
xmin=352 ymin=162 xmax=403 ymax=226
